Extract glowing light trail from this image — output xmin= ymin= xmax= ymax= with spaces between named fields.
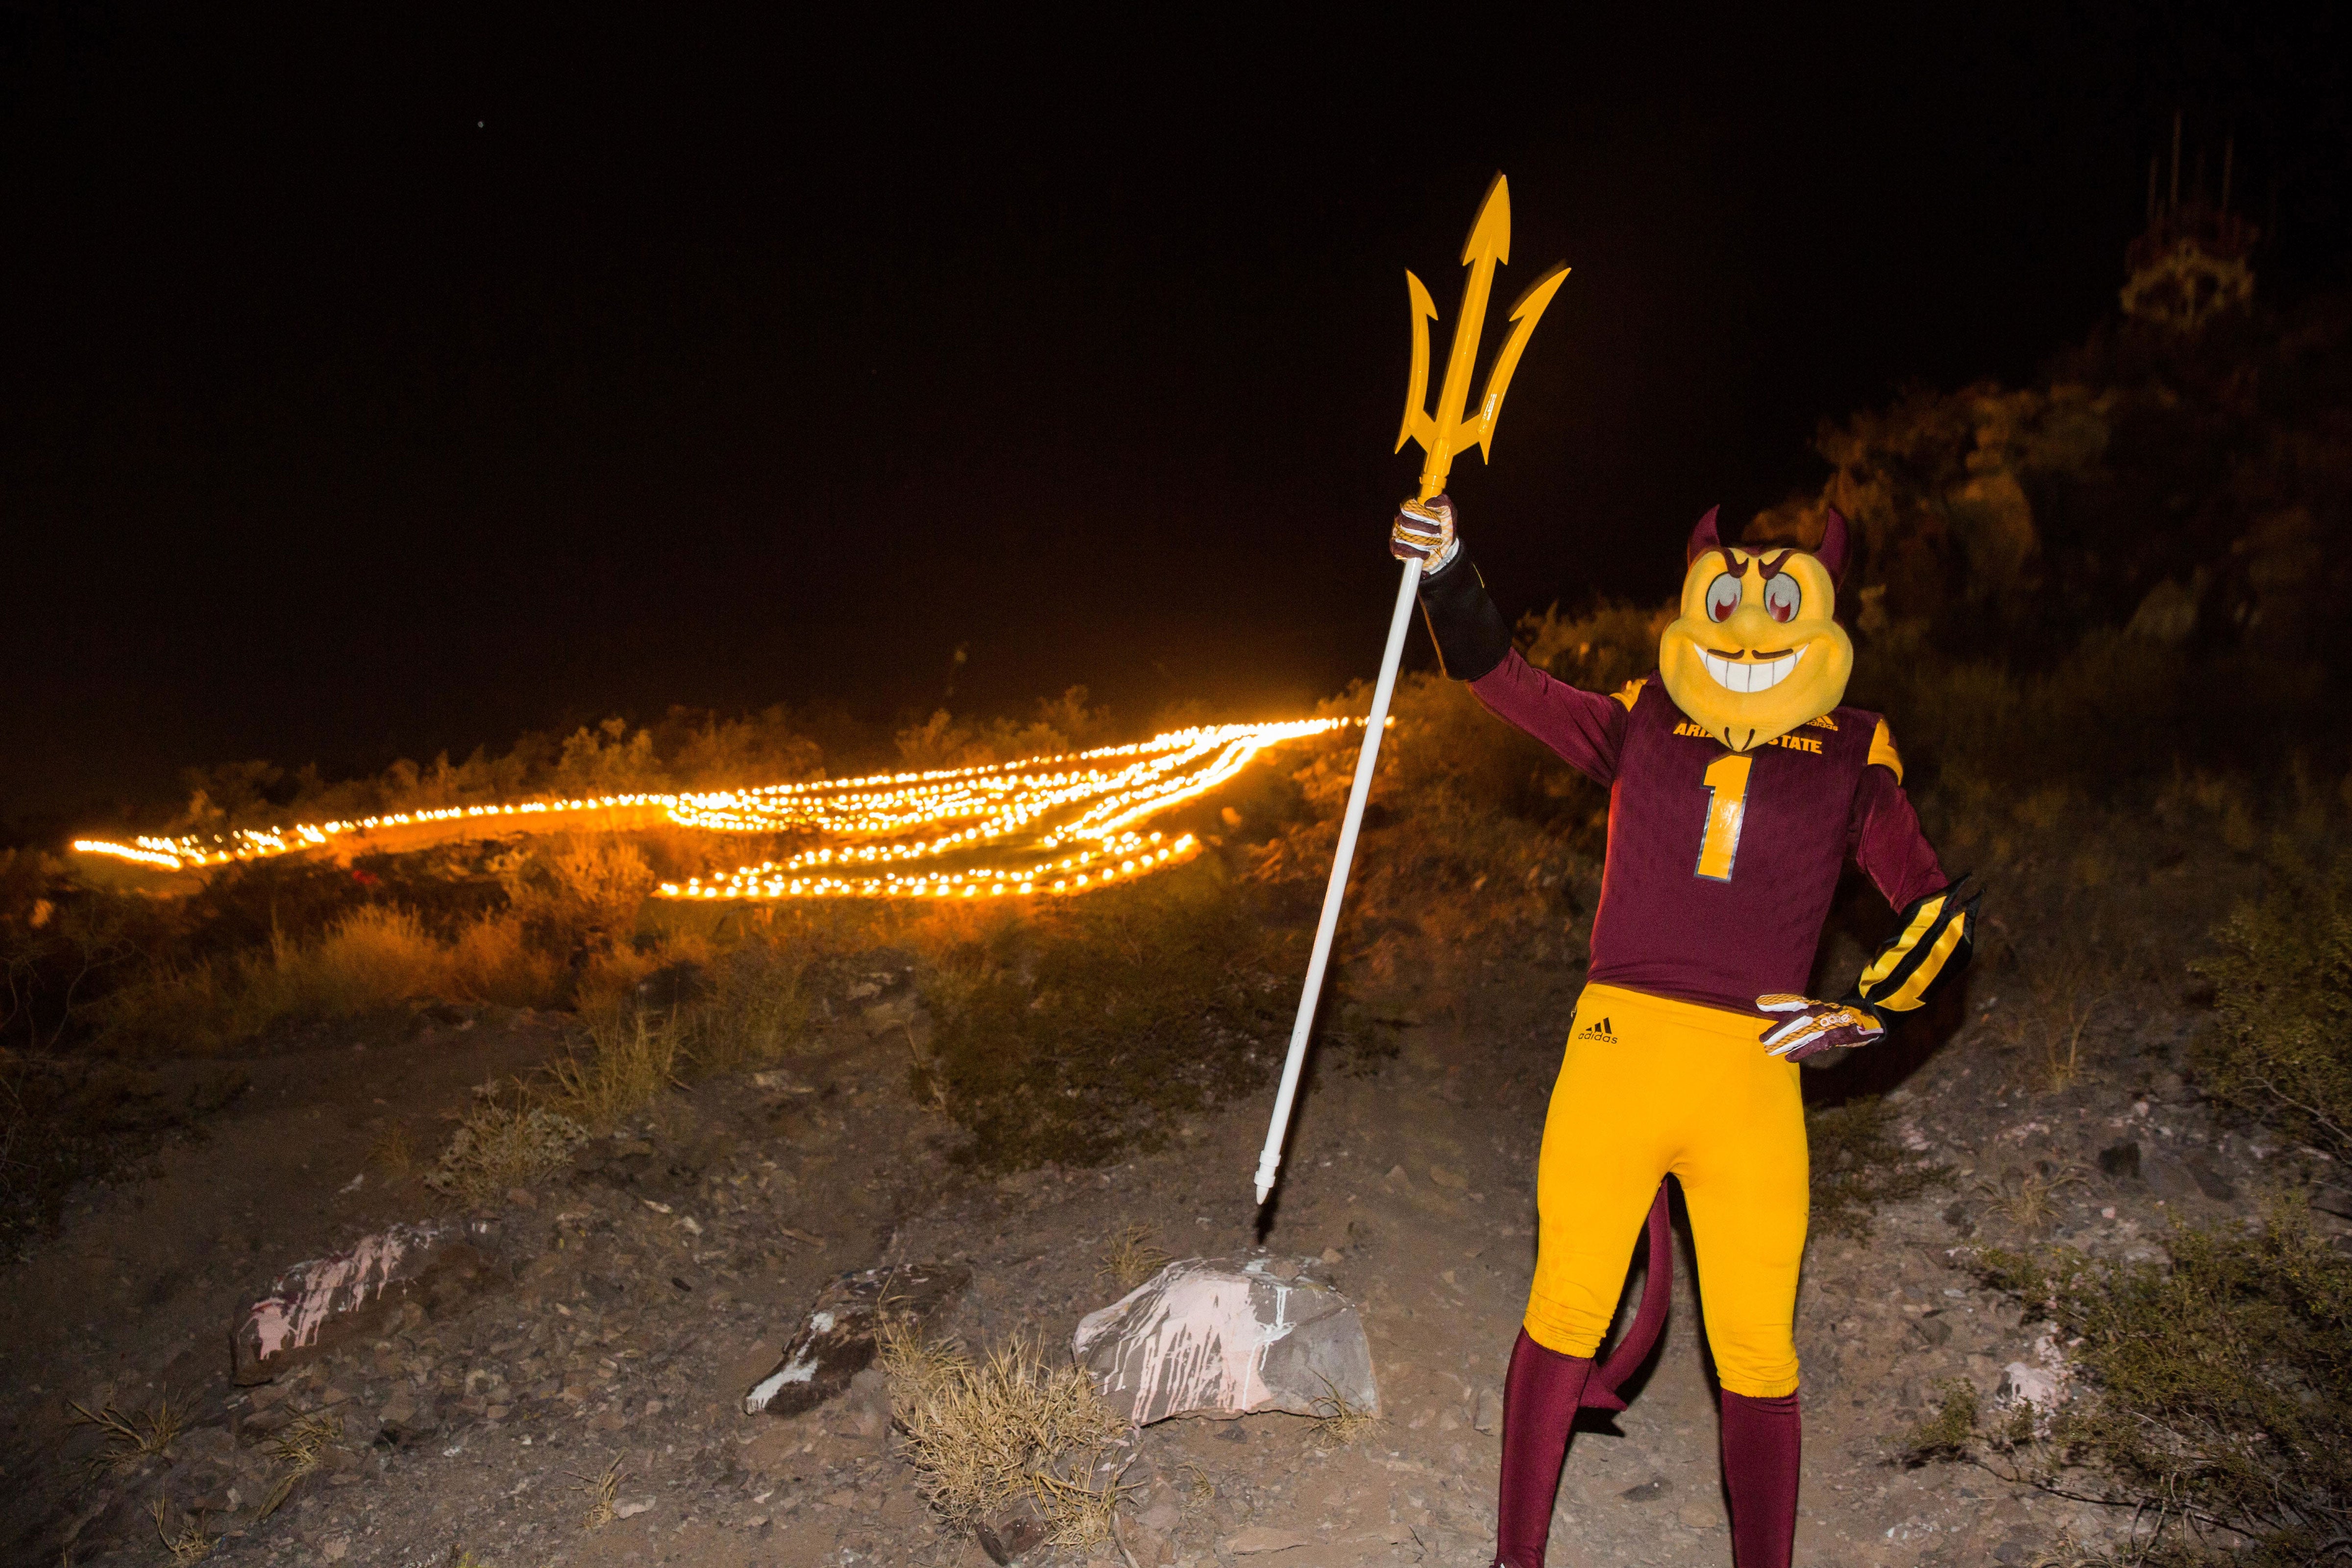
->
xmin=72 ymin=718 xmax=1360 ymax=901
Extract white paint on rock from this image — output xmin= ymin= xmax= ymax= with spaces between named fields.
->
xmin=247 ymin=1223 xmax=442 ymax=1359
xmin=1072 ymin=1255 xmax=1377 ymax=1425
xmin=743 ymin=1348 xmax=826 ymax=1413
xmin=1997 ymin=1329 xmax=2075 ymax=1434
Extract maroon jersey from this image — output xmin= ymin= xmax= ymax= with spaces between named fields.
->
xmin=1468 ymin=650 xmax=1945 ymax=1017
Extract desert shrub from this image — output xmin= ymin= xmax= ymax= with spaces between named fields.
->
xmin=423 ymin=1098 xmax=589 ymax=1200
xmin=879 ymin=1329 xmax=1127 ymax=1546
xmin=510 ymin=834 xmax=659 ymax=941
xmin=96 ymin=904 xmax=569 ymax=1052
xmin=916 ymin=860 xmax=1289 ymax=1171
xmin=1905 ymin=1200 xmax=2352 ymax=1568
xmin=1808 ymin=1096 xmax=1952 ymax=1239
xmin=684 ymin=941 xmax=808 ymax=1075
xmin=238 ymin=905 xmax=448 ymax=1021
xmin=444 ymin=911 xmax=568 ymax=1007
xmin=541 ymin=1008 xmax=685 ymax=1132
xmin=2191 ymin=853 xmax=2352 ymax=1160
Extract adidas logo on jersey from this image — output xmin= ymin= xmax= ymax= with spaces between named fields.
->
xmin=1574 ymin=1016 xmax=1619 ymax=1043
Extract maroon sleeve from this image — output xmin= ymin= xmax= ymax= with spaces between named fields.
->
xmin=1466 ymin=650 xmax=1630 ymax=786
xmin=1848 ymin=764 xmax=1946 ymax=909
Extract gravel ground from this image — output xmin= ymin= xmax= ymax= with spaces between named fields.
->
xmin=0 ymin=946 xmax=2309 ymax=1568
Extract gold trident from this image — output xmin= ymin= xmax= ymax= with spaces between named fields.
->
xmin=1254 ymin=173 xmax=1569 ymax=1206
xmin=1397 ymin=172 xmax=1571 ymax=504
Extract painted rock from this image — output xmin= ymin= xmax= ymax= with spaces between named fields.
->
xmin=742 ymin=1260 xmax=970 ymax=1417
xmin=1072 ymin=1255 xmax=1378 ymax=1425
xmin=234 ymin=1219 xmax=500 ymax=1384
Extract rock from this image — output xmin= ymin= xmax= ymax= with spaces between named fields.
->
xmin=975 ymin=1495 xmax=1048 ymax=1564
xmin=1912 ymin=1315 xmax=1953 ymax=1347
xmin=1473 ymin=1385 xmax=1502 ymax=1433
xmin=615 ymin=1498 xmax=655 ymax=1519
xmin=1119 ymin=1518 xmax=1175 ymax=1566
xmin=2098 ymin=1140 xmax=2141 ymax=1180
xmin=1225 ymin=1526 xmax=1312 ymax=1554
xmin=234 ymin=1220 xmax=501 ymax=1384
xmin=1996 ymin=1331 xmax=2073 ymax=1433
xmin=2187 ymin=1155 xmax=2236 ymax=1201
xmin=1619 ymin=1477 xmax=1671 ymax=1500
xmin=822 ymin=1368 xmax=891 ymax=1449
xmin=2143 ymin=1154 xmax=2197 ymax=1201
xmin=1428 ymin=1165 xmax=1468 ymax=1190
xmin=1072 ymin=1256 xmax=1378 ymax=1425
xmin=742 ymin=1260 xmax=970 ymax=1417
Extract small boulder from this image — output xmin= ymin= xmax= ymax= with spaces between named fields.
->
xmin=742 ymin=1260 xmax=970 ymax=1417
xmin=234 ymin=1220 xmax=500 ymax=1384
xmin=1072 ymin=1255 xmax=1378 ymax=1426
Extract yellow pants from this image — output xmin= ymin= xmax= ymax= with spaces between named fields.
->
xmin=1525 ymin=983 xmax=1808 ymax=1398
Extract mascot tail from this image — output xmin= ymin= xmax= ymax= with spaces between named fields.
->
xmin=1579 ymin=1179 xmax=1673 ymax=1412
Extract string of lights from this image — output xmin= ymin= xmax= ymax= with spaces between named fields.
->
xmin=72 ymin=718 xmax=1362 ymax=901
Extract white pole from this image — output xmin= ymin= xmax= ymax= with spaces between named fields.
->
xmin=1253 ymin=554 xmax=1424 ymax=1205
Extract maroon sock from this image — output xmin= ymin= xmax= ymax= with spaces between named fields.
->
xmin=1719 ymin=1389 xmax=1801 ymax=1568
xmin=1494 ymin=1329 xmax=1593 ymax=1568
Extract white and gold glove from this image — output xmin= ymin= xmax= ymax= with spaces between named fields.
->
xmin=1390 ymin=493 xmax=1460 ymax=574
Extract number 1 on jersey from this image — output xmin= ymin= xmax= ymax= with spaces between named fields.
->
xmin=1695 ymin=754 xmax=1754 ymax=882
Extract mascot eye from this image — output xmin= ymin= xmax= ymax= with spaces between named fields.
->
xmin=1764 ymin=575 xmax=1801 ymax=623
xmin=1705 ymin=573 xmax=1740 ymax=622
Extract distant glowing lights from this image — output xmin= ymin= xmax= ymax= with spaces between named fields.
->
xmin=74 ymin=718 xmax=1358 ymax=902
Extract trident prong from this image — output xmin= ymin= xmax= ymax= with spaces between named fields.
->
xmin=1254 ymin=172 xmax=1570 ymax=1207
xmin=1393 ymin=173 xmax=1570 ymax=502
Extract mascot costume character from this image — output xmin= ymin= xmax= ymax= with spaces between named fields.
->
xmin=1390 ymin=494 xmax=1979 ymax=1568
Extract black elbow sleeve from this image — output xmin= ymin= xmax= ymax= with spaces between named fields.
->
xmin=1417 ymin=551 xmax=1514 ymax=682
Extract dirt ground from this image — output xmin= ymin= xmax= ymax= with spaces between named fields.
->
xmin=0 ymin=903 xmax=2307 ymax=1568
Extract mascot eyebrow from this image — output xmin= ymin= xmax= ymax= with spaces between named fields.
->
xmin=1716 ymin=548 xmax=1796 ymax=583
xmin=1684 ymin=507 xmax=1852 ymax=588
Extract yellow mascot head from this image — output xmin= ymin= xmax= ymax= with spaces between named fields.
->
xmin=1657 ymin=506 xmax=1854 ymax=753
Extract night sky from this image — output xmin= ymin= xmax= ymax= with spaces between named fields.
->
xmin=4 ymin=6 xmax=2345 ymax=830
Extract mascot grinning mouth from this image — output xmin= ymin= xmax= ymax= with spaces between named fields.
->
xmin=1699 ymin=647 xmax=1806 ymax=694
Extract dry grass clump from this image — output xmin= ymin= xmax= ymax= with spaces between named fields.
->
xmin=575 ymin=1458 xmax=623 ymax=1529
xmin=66 ymin=1389 xmax=186 ymax=1473
xmin=696 ymin=943 xmax=809 ymax=1073
xmin=423 ymin=1099 xmax=588 ymax=1200
xmin=368 ymin=1121 xmax=416 ymax=1179
xmin=1976 ymin=1166 xmax=2082 ymax=1234
xmin=878 ymin=1328 xmax=1129 ymax=1546
xmin=1307 ymin=1374 xmax=1383 ymax=1446
xmin=1096 ymin=1225 xmax=1171 ymax=1291
xmin=542 ymin=1009 xmax=684 ymax=1132
xmin=149 ymin=1495 xmax=217 ymax=1563
xmin=258 ymin=1410 xmax=343 ymax=1518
